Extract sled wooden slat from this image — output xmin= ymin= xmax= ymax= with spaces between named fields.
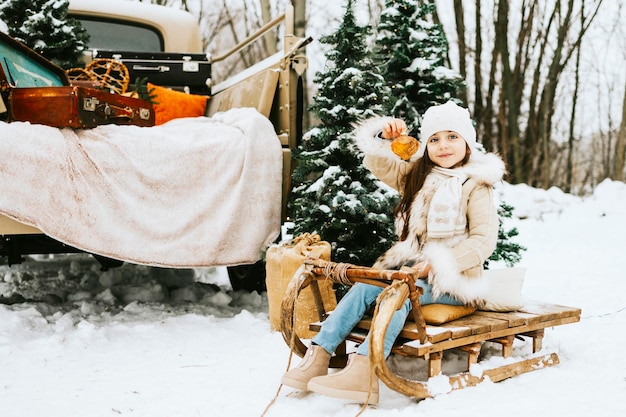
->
xmin=282 ymin=259 xmax=582 ymax=400
xmin=431 ymin=324 xmax=472 ymax=340
xmin=472 ymin=310 xmax=530 ymax=327
xmin=443 ymin=314 xmax=510 ymax=334
xmin=518 ymin=300 xmax=581 ymax=319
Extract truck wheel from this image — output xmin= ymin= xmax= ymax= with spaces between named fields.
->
xmin=227 ymin=261 xmax=266 ymax=292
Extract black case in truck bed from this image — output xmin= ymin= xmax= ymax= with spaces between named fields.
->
xmin=94 ymin=50 xmax=211 ymax=94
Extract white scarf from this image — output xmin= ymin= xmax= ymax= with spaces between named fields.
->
xmin=427 ymin=167 xmax=468 ymax=238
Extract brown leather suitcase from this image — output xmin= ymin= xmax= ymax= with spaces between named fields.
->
xmin=7 ymin=85 xmax=155 ymax=128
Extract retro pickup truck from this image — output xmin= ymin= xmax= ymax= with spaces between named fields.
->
xmin=0 ymin=0 xmax=309 ymax=291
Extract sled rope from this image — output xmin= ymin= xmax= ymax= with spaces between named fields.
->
xmin=261 ymin=265 xmax=310 ymax=417
xmin=322 ymin=260 xmax=352 ymax=285
xmin=259 ymin=382 xmax=282 ymax=417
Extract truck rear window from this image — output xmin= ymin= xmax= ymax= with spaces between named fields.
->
xmin=75 ymin=17 xmax=164 ymax=52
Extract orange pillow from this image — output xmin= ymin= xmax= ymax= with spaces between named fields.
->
xmin=421 ymin=304 xmax=476 ymax=325
xmin=147 ymin=83 xmax=209 ymax=125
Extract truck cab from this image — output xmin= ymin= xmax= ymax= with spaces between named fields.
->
xmin=68 ymin=0 xmax=204 ymax=53
xmin=0 ymin=0 xmax=308 ymax=290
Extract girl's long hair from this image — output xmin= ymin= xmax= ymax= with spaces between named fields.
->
xmin=395 ymin=146 xmax=471 ymax=241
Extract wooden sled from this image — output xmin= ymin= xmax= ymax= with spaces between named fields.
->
xmin=280 ymin=258 xmax=581 ymax=399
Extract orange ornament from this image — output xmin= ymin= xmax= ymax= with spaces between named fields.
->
xmin=391 ymin=135 xmax=419 ymax=160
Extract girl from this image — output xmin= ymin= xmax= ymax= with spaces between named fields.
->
xmin=281 ymin=101 xmax=505 ymax=404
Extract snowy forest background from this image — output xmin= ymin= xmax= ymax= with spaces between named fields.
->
xmin=153 ymin=0 xmax=626 ymax=195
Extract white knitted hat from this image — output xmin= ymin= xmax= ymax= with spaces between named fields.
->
xmin=417 ymin=101 xmax=477 ymax=158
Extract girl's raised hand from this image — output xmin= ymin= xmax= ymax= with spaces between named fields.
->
xmin=381 ymin=118 xmax=408 ymax=140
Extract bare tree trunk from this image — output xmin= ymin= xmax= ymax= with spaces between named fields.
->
xmin=566 ymin=3 xmax=584 ymax=193
xmin=364 ymin=0 xmax=385 ymax=27
xmin=452 ymin=0 xmax=467 ymax=105
xmin=259 ymin=0 xmax=278 ymax=55
xmin=511 ymin=1 xmax=536 ymax=115
xmin=538 ymin=1 xmax=572 ymax=189
xmin=495 ymin=0 xmax=522 ymax=183
xmin=525 ymin=4 xmax=557 ymax=187
xmin=615 ymin=80 xmax=626 ymax=181
xmin=511 ymin=0 xmax=537 ymax=184
xmin=473 ymin=0 xmax=485 ymax=143
xmin=221 ymin=0 xmax=249 ymax=68
xmin=293 ymin=0 xmax=306 ymax=38
xmin=431 ymin=4 xmax=454 ymax=69
xmin=597 ymin=87 xmax=613 ymax=183
xmin=482 ymin=16 xmax=499 ymax=154
xmin=566 ymin=36 xmax=581 ymax=193
xmin=538 ymin=0 xmax=603 ymax=188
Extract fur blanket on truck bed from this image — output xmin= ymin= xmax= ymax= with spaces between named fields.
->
xmin=0 ymin=107 xmax=283 ymax=268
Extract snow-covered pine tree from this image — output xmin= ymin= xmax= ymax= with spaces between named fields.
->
xmin=288 ymin=0 xmax=399 ymax=266
xmin=0 ymin=0 xmax=89 ymax=69
xmin=485 ymin=203 xmax=526 ymax=268
xmin=374 ymin=0 xmax=464 ymax=132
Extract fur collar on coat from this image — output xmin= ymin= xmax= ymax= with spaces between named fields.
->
xmin=353 ymin=116 xmax=506 ymax=305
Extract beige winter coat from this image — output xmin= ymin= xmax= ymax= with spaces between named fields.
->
xmin=353 ymin=117 xmax=506 ymax=305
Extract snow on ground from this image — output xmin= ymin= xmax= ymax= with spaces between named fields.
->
xmin=1 ymin=179 xmax=625 ymax=417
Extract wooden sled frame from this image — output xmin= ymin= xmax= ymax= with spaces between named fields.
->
xmin=280 ymin=257 xmax=581 ymax=399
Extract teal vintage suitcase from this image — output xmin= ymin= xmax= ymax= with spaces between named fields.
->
xmin=0 ymin=31 xmax=69 ymax=90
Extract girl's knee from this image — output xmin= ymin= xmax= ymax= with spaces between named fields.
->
xmin=348 ymin=283 xmax=383 ymax=304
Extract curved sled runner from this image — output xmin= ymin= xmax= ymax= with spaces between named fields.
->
xmin=281 ymin=258 xmax=581 ymax=399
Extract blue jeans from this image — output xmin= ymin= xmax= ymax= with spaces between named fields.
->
xmin=312 ymin=282 xmax=463 ymax=358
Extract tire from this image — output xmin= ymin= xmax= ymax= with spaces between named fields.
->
xmin=227 ymin=261 xmax=266 ymax=292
